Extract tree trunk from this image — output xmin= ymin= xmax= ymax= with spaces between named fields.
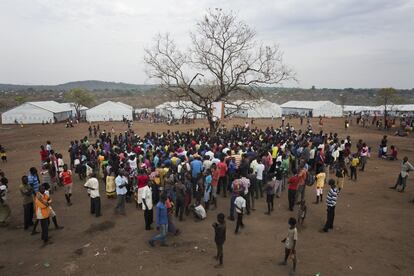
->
xmin=206 ymin=111 xmax=217 ymax=137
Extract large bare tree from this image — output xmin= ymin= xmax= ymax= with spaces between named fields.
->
xmin=145 ymin=9 xmax=294 ymax=133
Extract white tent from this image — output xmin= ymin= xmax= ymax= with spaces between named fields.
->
xmin=1 ymin=101 xmax=72 ymax=124
xmin=86 ymin=101 xmax=133 ymax=122
xmin=60 ymin=102 xmax=88 ymax=118
xmin=116 ymin=102 xmax=133 ymax=111
xmin=226 ymin=99 xmax=281 ymax=118
xmin=155 ymin=101 xmax=203 ymax=119
xmin=281 ymin=101 xmax=342 ymax=117
xmin=343 ymin=105 xmax=384 ymax=115
xmin=135 ymin=108 xmax=155 ymax=114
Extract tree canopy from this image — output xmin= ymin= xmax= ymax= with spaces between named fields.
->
xmin=144 ymin=9 xmax=294 ymax=133
xmin=64 ymin=88 xmax=94 ymax=118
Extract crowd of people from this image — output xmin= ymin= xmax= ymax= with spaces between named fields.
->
xmin=1 ymin=119 xmax=413 ymax=274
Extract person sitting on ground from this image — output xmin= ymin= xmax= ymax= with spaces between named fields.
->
xmin=386 ymin=145 xmax=398 ymax=161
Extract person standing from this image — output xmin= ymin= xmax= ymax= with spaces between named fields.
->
xmin=287 ymin=169 xmax=299 ymax=211
xmin=28 ymin=167 xmax=40 ymax=193
xmin=212 ymin=213 xmax=226 ymax=268
xmin=115 ymin=171 xmax=128 ymax=215
xmin=264 ymin=175 xmax=276 ymax=215
xmin=149 ymin=194 xmax=168 ymax=247
xmin=314 ymin=168 xmax=326 ymax=204
xmin=175 ymin=180 xmax=186 ymax=221
xmin=389 ymin=156 xmax=414 ymax=192
xmin=255 ymin=158 xmax=265 ymax=198
xmin=234 ymin=192 xmax=246 ymax=234
xmin=217 ymin=157 xmax=228 ymax=197
xmin=84 ymin=173 xmax=101 ymax=217
xmin=323 ymin=179 xmax=339 ymax=232
xmin=141 ymin=181 xmax=153 ymax=230
xmin=34 ymin=185 xmax=52 ymax=246
xmin=295 ymin=165 xmax=307 ymax=204
xmin=19 ymin=176 xmax=34 ymax=230
xmin=349 ymin=154 xmax=359 ymax=181
xmin=137 ymin=170 xmax=149 ymax=209
xmin=60 ymin=164 xmax=73 ymax=206
xmin=279 ymin=217 xmax=298 ymax=274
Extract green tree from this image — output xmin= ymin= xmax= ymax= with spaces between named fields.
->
xmin=64 ymin=88 xmax=94 ymax=119
xmin=15 ymin=95 xmax=26 ymax=105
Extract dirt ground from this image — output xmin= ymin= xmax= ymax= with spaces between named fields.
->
xmin=0 ymin=118 xmax=413 ymax=276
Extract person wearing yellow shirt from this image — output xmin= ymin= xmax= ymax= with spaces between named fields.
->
xmin=314 ymin=169 xmax=326 ymax=204
xmin=350 ymin=154 xmax=360 ymax=181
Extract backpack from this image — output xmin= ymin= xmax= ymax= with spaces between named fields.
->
xmin=305 ymin=172 xmax=315 ymax=186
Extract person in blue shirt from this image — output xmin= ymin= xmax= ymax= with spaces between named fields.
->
xmin=149 ymin=193 xmax=168 ymax=247
xmin=191 ymin=156 xmax=203 ymax=179
xmin=204 ymin=170 xmax=212 ymax=210
xmin=28 ymin=167 xmax=40 ymax=193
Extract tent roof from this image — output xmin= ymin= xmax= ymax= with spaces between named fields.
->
xmin=343 ymin=105 xmax=384 ymax=112
xmin=60 ymin=102 xmax=88 ymax=111
xmin=116 ymin=102 xmax=133 ymax=110
xmin=88 ymin=101 xmax=132 ymax=112
xmin=26 ymin=101 xmax=71 ymax=113
xmin=280 ymin=101 xmax=336 ymax=109
xmin=389 ymin=104 xmax=414 ymax=112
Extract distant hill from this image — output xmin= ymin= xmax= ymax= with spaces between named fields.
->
xmin=0 ymin=80 xmax=154 ymax=92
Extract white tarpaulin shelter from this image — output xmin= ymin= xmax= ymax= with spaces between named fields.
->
xmin=116 ymin=102 xmax=133 ymax=111
xmin=281 ymin=101 xmax=342 ymax=117
xmin=60 ymin=102 xmax=88 ymax=118
xmin=155 ymin=101 xmax=203 ymax=119
xmin=86 ymin=101 xmax=133 ymax=122
xmin=343 ymin=105 xmax=384 ymax=115
xmin=1 ymin=101 xmax=72 ymax=124
xmin=226 ymin=99 xmax=281 ymax=118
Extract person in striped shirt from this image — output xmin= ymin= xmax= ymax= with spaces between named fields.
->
xmin=323 ymin=179 xmax=339 ymax=232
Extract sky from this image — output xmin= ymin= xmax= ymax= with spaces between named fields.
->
xmin=0 ymin=0 xmax=413 ymax=89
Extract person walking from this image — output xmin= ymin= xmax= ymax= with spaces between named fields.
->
xmin=389 ymin=156 xmax=414 ymax=192
xmin=279 ymin=217 xmax=298 ymax=275
xmin=149 ymin=194 xmax=168 ymax=247
xmin=212 ymin=213 xmax=226 ymax=268
xmin=322 ymin=179 xmax=339 ymax=232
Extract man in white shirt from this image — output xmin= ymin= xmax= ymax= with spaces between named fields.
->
xmin=255 ymin=158 xmax=265 ymax=198
xmin=84 ymin=173 xmax=101 ymax=217
xmin=115 ymin=172 xmax=128 ymax=215
xmin=234 ymin=193 xmax=246 ymax=234
xmin=141 ymin=183 xmax=153 ymax=230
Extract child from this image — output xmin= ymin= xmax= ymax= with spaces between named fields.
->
xmin=59 ymin=164 xmax=73 ymax=206
xmin=212 ymin=213 xmax=226 ymax=268
xmin=0 ymin=145 xmax=7 ymax=162
xmin=264 ymin=175 xmax=276 ymax=215
xmin=387 ymin=145 xmax=398 ymax=161
xmin=297 ymin=201 xmax=307 ymax=225
xmin=234 ymin=192 xmax=246 ymax=234
xmin=350 ymin=154 xmax=359 ymax=181
xmin=279 ymin=217 xmax=298 ymax=274
xmin=314 ymin=168 xmax=326 ymax=204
